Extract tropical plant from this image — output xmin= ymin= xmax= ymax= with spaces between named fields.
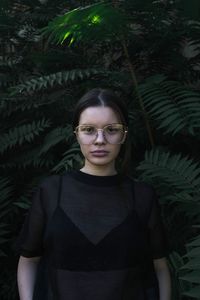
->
xmin=136 ymin=148 xmax=200 ymax=299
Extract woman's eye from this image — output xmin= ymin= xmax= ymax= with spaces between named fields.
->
xmin=81 ymin=126 xmax=95 ymax=134
xmin=106 ymin=126 xmax=120 ymax=134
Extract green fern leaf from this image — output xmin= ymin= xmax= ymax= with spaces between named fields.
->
xmin=180 ymin=234 xmax=200 ymax=299
xmin=0 ymin=119 xmax=51 ymax=153
xmin=39 ymin=125 xmax=74 ymax=155
xmin=182 ymin=286 xmax=200 ymax=299
xmin=0 ymin=178 xmax=13 ymax=205
xmin=0 ymin=178 xmax=12 ymax=256
xmin=137 ymin=148 xmax=200 ymax=192
xmin=1 ymin=146 xmax=55 ymax=169
xmin=11 ymin=69 xmax=102 ymax=94
xmin=181 ymin=258 xmax=200 ymax=270
xmin=183 ymin=248 xmax=200 ymax=259
xmin=139 ymin=80 xmax=200 ymax=136
xmin=180 ymin=270 xmax=200 ymax=284
xmin=188 ymin=236 xmax=200 ymax=247
xmin=164 ymin=192 xmax=200 ymax=220
xmin=52 ymin=144 xmax=81 ymax=173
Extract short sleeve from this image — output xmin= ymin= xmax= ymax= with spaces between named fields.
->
xmin=17 ymin=186 xmax=45 ymax=257
xmin=133 ymin=181 xmax=168 ymax=260
xmin=147 ymin=188 xmax=168 ymax=259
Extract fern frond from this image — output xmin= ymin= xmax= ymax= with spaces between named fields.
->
xmin=1 ymin=156 xmax=55 ymax=170
xmin=164 ymin=192 xmax=200 ymax=220
xmin=138 ymin=80 xmax=200 ymax=136
xmin=1 ymin=90 xmax=70 ymax=116
xmin=0 ymin=55 xmax=23 ymax=68
xmin=20 ymin=154 xmax=55 ymax=169
xmin=11 ymin=69 xmax=102 ymax=94
xmin=137 ymin=148 xmax=200 ymax=192
xmin=39 ymin=125 xmax=74 ymax=155
xmin=0 ymin=119 xmax=51 ymax=154
xmin=0 ymin=178 xmax=13 ymax=214
xmin=169 ymin=251 xmax=189 ymax=298
xmin=0 ymin=72 xmax=13 ymax=88
xmin=180 ymin=233 xmax=200 ymax=299
xmin=0 ymin=178 xmax=13 ymax=256
xmin=3 ymin=147 xmax=55 ymax=169
xmin=13 ymin=177 xmax=43 ymax=210
xmin=52 ymin=143 xmax=81 ymax=173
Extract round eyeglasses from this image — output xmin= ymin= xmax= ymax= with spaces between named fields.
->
xmin=74 ymin=123 xmax=128 ymax=145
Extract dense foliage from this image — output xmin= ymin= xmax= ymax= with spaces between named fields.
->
xmin=1 ymin=0 xmax=200 ymax=299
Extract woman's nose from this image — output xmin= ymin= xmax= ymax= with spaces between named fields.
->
xmin=94 ymin=129 xmax=106 ymax=144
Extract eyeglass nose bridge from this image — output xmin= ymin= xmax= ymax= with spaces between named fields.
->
xmin=94 ymin=128 xmax=106 ymax=142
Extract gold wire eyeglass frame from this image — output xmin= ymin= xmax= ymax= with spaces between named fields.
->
xmin=74 ymin=123 xmax=128 ymax=145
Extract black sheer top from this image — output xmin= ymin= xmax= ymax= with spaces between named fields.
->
xmin=18 ymin=170 xmax=168 ymax=300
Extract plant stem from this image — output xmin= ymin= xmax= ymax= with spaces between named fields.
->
xmin=121 ymin=39 xmax=155 ymax=147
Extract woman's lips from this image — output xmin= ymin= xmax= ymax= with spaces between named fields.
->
xmin=91 ymin=150 xmax=109 ymax=157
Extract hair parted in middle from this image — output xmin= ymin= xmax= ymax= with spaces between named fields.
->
xmin=72 ymin=88 xmax=131 ymax=174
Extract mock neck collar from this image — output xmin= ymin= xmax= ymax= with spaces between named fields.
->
xmin=69 ymin=170 xmax=124 ymax=186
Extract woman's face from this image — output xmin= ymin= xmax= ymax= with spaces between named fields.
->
xmin=76 ymin=106 xmax=124 ymax=174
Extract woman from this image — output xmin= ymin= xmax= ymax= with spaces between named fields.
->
xmin=17 ymin=88 xmax=171 ymax=300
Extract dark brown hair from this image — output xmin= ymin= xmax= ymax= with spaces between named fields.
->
xmin=73 ymin=88 xmax=131 ymax=174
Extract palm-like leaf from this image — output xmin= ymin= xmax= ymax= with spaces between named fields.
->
xmin=42 ymin=2 xmax=127 ymax=45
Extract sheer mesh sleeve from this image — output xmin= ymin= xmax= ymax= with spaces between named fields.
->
xmin=134 ymin=181 xmax=168 ymax=259
xmin=147 ymin=188 xmax=168 ymax=259
xmin=18 ymin=186 xmax=45 ymax=257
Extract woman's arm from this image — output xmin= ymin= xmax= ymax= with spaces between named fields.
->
xmin=153 ymin=257 xmax=171 ymax=300
xmin=17 ymin=256 xmax=41 ymax=300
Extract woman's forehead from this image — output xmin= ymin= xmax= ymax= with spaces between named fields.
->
xmin=79 ymin=106 xmax=120 ymax=124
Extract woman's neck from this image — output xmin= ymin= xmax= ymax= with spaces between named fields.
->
xmin=80 ymin=165 xmax=117 ymax=176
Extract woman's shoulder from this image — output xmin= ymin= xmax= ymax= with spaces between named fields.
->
xmin=38 ymin=171 xmax=72 ymax=190
xmin=126 ymin=177 xmax=157 ymax=216
xmin=31 ymin=172 xmax=73 ymax=213
xmin=126 ymin=176 xmax=155 ymax=195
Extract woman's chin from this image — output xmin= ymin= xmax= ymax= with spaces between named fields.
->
xmin=85 ymin=156 xmax=115 ymax=168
